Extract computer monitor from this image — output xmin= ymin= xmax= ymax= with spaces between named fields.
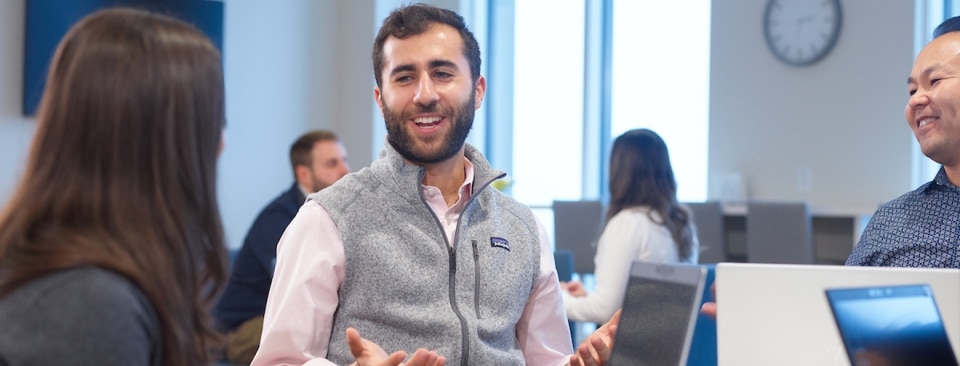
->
xmin=826 ymin=284 xmax=959 ymax=366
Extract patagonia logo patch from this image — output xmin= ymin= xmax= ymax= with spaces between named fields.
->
xmin=490 ymin=237 xmax=510 ymax=251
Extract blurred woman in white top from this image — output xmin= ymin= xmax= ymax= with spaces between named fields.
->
xmin=561 ymin=128 xmax=699 ymax=323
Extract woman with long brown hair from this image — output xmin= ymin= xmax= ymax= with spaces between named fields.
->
xmin=0 ymin=7 xmax=227 ymax=365
xmin=562 ymin=128 xmax=699 ymax=323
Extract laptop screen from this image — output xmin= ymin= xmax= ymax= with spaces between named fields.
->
xmin=609 ymin=262 xmax=705 ymax=366
xmin=825 ymin=284 xmax=959 ymax=366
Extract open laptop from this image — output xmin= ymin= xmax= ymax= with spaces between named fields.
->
xmin=825 ymin=284 xmax=959 ymax=366
xmin=608 ymin=261 xmax=707 ymax=366
xmin=716 ymin=263 xmax=960 ymax=366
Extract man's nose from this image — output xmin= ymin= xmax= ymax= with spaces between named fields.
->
xmin=414 ymin=77 xmax=439 ymax=107
xmin=908 ymin=89 xmax=929 ymax=110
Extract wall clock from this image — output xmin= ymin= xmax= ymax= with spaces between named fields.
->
xmin=763 ymin=0 xmax=843 ymax=66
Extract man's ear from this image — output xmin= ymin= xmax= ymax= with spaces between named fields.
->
xmin=474 ymin=75 xmax=486 ymax=110
xmin=374 ymin=87 xmax=384 ymax=112
xmin=294 ymin=164 xmax=311 ymax=188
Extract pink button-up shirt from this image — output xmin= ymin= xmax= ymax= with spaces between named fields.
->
xmin=251 ymin=161 xmax=574 ymax=366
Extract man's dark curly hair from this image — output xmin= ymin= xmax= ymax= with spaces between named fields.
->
xmin=372 ymin=3 xmax=481 ymax=88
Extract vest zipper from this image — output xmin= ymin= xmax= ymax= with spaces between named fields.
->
xmin=419 ymin=168 xmax=507 ymax=365
xmin=448 ymin=246 xmax=470 ymax=366
xmin=472 ymin=240 xmax=481 ymax=319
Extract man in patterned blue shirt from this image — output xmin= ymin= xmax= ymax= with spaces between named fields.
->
xmin=845 ymin=32 xmax=960 ymax=268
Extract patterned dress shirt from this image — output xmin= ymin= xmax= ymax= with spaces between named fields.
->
xmin=846 ymin=167 xmax=960 ymax=268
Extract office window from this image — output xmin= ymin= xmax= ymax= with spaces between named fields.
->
xmin=511 ymin=0 xmax=586 ymax=207
xmin=609 ymin=1 xmax=711 ymax=202
xmin=492 ymin=0 xmax=711 ymax=212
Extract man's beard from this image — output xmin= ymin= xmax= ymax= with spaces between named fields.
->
xmin=383 ymin=91 xmax=475 ymax=165
xmin=310 ymin=176 xmax=326 ymax=192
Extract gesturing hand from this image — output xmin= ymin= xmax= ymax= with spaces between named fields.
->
xmin=562 ymin=281 xmax=588 ymax=298
xmin=568 ymin=309 xmax=620 ymax=366
xmin=346 ymin=327 xmax=446 ymax=366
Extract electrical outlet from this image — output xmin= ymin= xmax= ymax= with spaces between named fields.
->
xmin=797 ymin=167 xmax=811 ymax=192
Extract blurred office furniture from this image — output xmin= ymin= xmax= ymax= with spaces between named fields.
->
xmin=552 ymin=200 xmax=604 ymax=275
xmin=745 ymin=201 xmax=815 ymax=264
xmin=554 ymin=249 xmax=577 ymax=347
xmin=554 ymin=249 xmax=575 ymax=282
xmin=720 ymin=203 xmax=873 ymax=264
xmin=685 ymin=201 xmax=726 ymax=264
xmin=550 ymin=199 xmax=869 ymax=266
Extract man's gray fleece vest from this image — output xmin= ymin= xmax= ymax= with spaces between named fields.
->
xmin=312 ymin=143 xmax=541 ymax=366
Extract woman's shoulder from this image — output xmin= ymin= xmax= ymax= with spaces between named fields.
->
xmin=610 ymin=206 xmax=658 ymax=222
xmin=11 ymin=267 xmax=149 ymax=308
xmin=0 ymin=266 xmax=161 ymax=365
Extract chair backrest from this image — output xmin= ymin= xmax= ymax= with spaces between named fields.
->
xmin=553 ymin=249 xmax=575 ymax=282
xmin=685 ymin=201 xmax=726 ymax=264
xmin=745 ymin=201 xmax=814 ymax=264
xmin=553 ymin=249 xmax=578 ymax=348
xmin=553 ymin=200 xmax=604 ymax=274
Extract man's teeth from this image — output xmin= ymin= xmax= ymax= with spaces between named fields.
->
xmin=919 ymin=118 xmax=936 ymax=128
xmin=414 ymin=117 xmax=441 ymax=126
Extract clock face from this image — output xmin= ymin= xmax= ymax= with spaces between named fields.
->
xmin=764 ymin=0 xmax=842 ymax=66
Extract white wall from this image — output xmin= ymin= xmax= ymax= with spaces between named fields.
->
xmin=218 ymin=0 xmax=386 ymax=248
xmin=219 ymin=0 xmax=319 ymax=248
xmin=709 ymin=0 xmax=916 ymax=210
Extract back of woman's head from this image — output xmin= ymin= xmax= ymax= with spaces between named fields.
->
xmin=0 ymin=7 xmax=227 ymax=365
xmin=607 ymin=129 xmax=693 ymax=260
xmin=608 ymin=129 xmax=677 ymax=208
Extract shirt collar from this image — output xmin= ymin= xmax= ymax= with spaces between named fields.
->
xmin=420 ymin=157 xmax=475 ymax=208
xmin=298 ymin=184 xmax=311 ymax=198
xmin=462 ymin=158 xmax=475 ymax=200
xmin=925 ymin=166 xmax=960 ymax=193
